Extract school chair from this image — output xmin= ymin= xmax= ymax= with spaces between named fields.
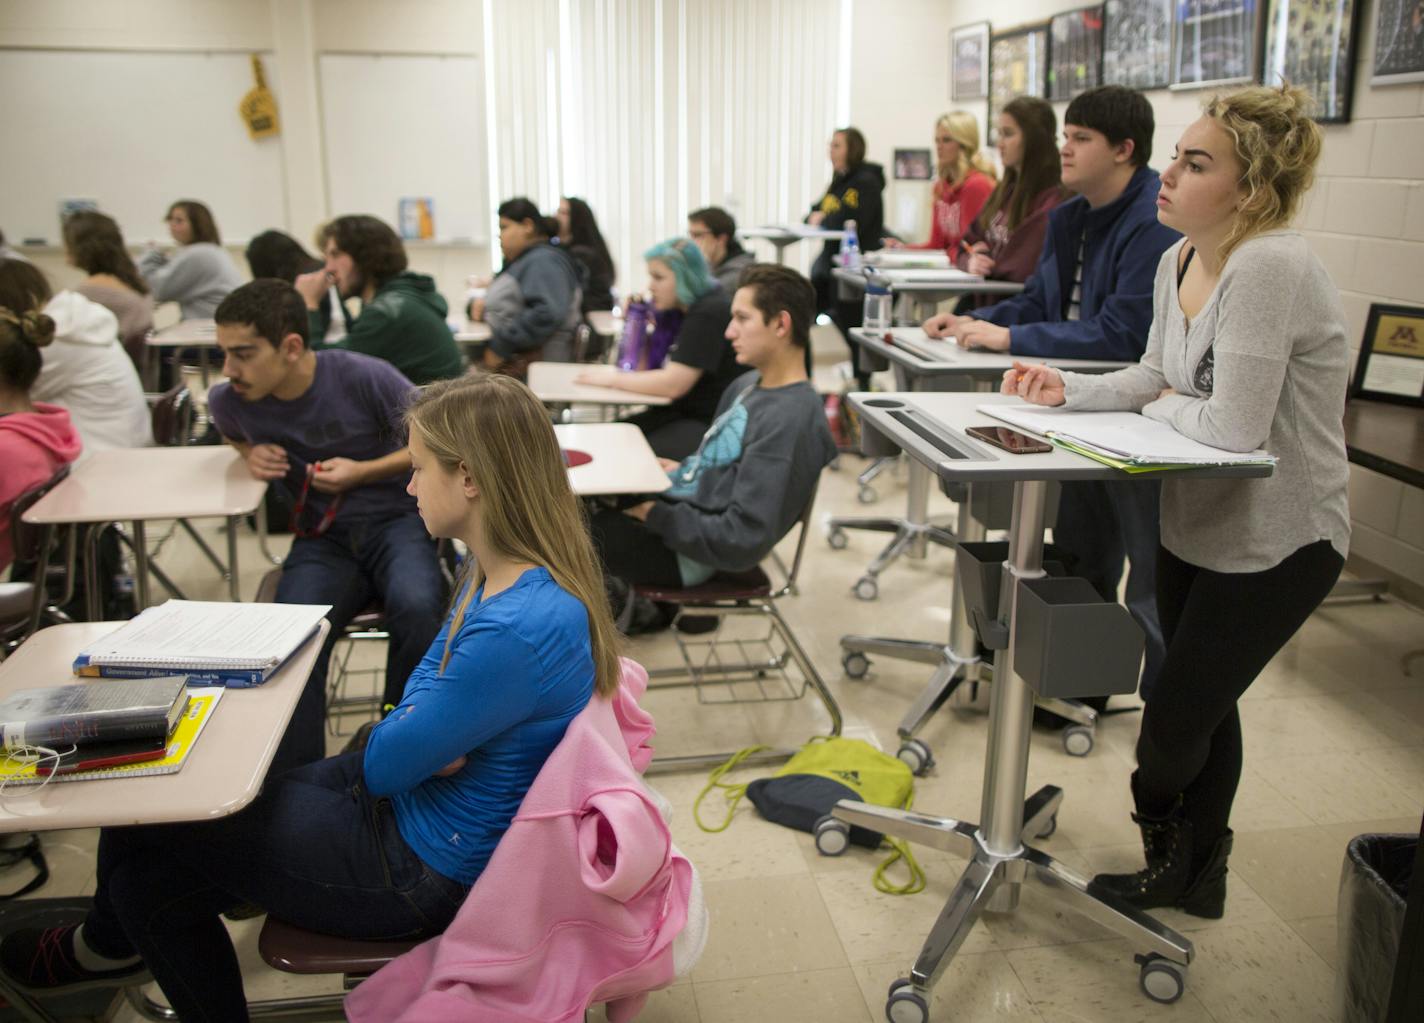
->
xmin=0 ymin=467 xmax=78 ymax=655
xmin=632 ymin=486 xmax=844 ymax=772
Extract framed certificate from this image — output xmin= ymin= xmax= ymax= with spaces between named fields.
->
xmin=952 ymin=21 xmax=991 ymax=100
xmin=1352 ymin=303 xmax=1424 ymax=406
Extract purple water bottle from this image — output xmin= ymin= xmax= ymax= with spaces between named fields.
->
xmin=617 ymin=300 xmax=650 ymax=371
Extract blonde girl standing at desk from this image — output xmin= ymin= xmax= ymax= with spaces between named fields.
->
xmin=1005 ymin=85 xmax=1349 ymax=918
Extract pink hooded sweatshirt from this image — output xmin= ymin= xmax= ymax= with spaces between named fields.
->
xmin=345 ymin=659 xmax=705 ymax=1023
xmin=0 ymin=403 xmax=82 ymax=570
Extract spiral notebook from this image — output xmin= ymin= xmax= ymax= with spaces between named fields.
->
xmin=72 ymin=600 xmax=331 ymax=686
xmin=0 ymin=688 xmax=223 ymax=785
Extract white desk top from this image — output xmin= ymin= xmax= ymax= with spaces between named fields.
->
xmin=851 ymin=327 xmax=1130 ymax=378
xmin=834 ymin=267 xmax=1025 ymax=297
xmin=863 ymin=251 xmax=954 ymax=269
xmin=586 ymin=310 xmax=620 ymax=337
xmin=149 ymin=319 xmax=218 ymax=347
xmin=554 ymin=423 xmax=671 ymax=496
xmin=529 ymin=362 xmax=672 ymax=406
xmin=449 ymin=319 xmax=493 ymax=343
xmin=739 ymin=225 xmax=847 ymax=243
xmin=24 ymin=447 xmax=268 ymax=525
xmin=0 ymin=620 xmax=329 ymax=833
xmin=849 ymin=391 xmax=1273 ymax=485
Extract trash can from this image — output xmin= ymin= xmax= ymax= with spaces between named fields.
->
xmin=1337 ymin=833 xmax=1414 ymax=1023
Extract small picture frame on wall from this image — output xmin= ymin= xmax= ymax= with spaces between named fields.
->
xmin=1371 ymin=0 xmax=1424 ymax=85
xmin=1048 ymin=6 xmax=1105 ymax=102
xmin=1352 ymin=303 xmax=1424 ymax=406
xmin=990 ymin=24 xmax=1050 ymax=140
xmin=1103 ymin=0 xmax=1173 ymax=88
xmin=952 ymin=22 xmax=991 ymax=100
xmin=1171 ymin=0 xmax=1261 ymax=90
xmin=1263 ymin=0 xmax=1362 ymax=121
xmin=893 ymin=148 xmax=934 ymax=180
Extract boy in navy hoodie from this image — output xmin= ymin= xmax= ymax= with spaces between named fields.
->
xmin=923 ymin=86 xmax=1180 ymax=700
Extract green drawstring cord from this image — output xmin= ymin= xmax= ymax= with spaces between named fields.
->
xmin=872 ymin=794 xmax=926 ymax=896
xmin=693 ymin=745 xmax=770 ymax=832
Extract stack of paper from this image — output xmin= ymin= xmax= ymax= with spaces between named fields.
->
xmin=979 ymin=404 xmax=1277 ymax=473
xmin=864 ymin=251 xmax=953 ymax=270
xmin=879 ymin=267 xmax=981 ymax=283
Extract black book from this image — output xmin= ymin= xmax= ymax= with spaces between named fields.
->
xmin=0 ymin=677 xmax=189 ymax=751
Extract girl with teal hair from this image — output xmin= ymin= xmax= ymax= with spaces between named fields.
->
xmin=576 ymin=235 xmax=741 ymax=458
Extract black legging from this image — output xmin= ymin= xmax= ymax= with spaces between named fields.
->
xmin=1134 ymin=540 xmax=1342 ymax=864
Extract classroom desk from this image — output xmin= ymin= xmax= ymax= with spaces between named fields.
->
xmin=834 ymin=391 xmax=1270 ymax=1015
xmin=834 ymin=266 xmax=1025 ymax=322
xmin=554 ymin=423 xmax=670 ymax=496
xmin=528 ymin=361 xmax=672 ymax=409
xmin=142 ymin=318 xmax=218 ymax=390
xmin=737 ymin=225 xmax=846 ymax=263
xmin=586 ymin=309 xmax=621 ymax=345
xmin=23 ymin=448 xmax=268 ymax=617
xmin=833 ymin=328 xmax=1129 ymax=761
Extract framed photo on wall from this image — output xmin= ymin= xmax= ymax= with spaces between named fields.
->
xmin=894 ymin=148 xmax=934 ymax=180
xmin=1371 ymin=0 xmax=1424 ymax=85
xmin=1103 ymin=0 xmax=1174 ymax=88
xmin=1352 ymin=303 xmax=1424 ymax=406
xmin=990 ymin=24 xmax=1050 ymax=140
xmin=952 ymin=21 xmax=991 ymax=100
xmin=1049 ymin=6 xmax=1105 ymax=102
xmin=1171 ymin=0 xmax=1261 ymax=89
xmin=1262 ymin=0 xmax=1362 ymax=122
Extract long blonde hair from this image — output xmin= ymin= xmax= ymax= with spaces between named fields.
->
xmin=404 ymin=374 xmax=621 ymax=696
xmin=936 ymin=111 xmax=997 ymax=186
xmin=1204 ymin=84 xmax=1323 ymax=262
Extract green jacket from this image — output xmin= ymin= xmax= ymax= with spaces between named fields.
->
xmin=315 ymin=272 xmax=463 ymax=385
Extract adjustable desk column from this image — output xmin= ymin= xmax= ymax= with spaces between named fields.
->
xmin=835 ymin=391 xmax=1271 ymax=1019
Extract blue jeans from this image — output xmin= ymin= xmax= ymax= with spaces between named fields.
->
xmin=83 ymin=752 xmax=468 ymax=1023
xmin=272 ymin=512 xmax=446 ymax=773
xmin=1052 ymin=479 xmax=1165 ymax=701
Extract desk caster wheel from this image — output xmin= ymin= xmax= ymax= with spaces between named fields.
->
xmin=842 ymin=651 xmax=871 ymax=679
xmin=886 ymin=978 xmax=929 ymax=1023
xmin=1062 ymin=725 xmax=1094 ymax=757
xmin=1136 ymin=954 xmax=1186 ymax=1004
xmin=858 ymin=485 xmax=878 ymax=505
xmin=854 ymin=576 xmax=879 ymax=601
xmin=1036 ymin=814 xmax=1057 ymax=839
xmin=813 ymin=815 xmax=850 ymax=856
xmin=896 ymin=738 xmax=934 ymax=776
xmin=827 ymin=527 xmax=849 ymax=550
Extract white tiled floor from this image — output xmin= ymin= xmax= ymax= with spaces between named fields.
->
xmin=12 ymin=419 xmax=1422 ymax=1023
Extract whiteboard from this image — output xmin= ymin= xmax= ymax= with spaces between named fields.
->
xmin=0 ymin=49 xmax=287 ymax=247
xmin=319 ymin=54 xmax=487 ymax=243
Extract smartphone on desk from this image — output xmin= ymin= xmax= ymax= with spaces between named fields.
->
xmin=965 ymin=424 xmax=1053 ymax=455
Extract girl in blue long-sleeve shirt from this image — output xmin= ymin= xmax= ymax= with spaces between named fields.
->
xmin=0 ymin=373 xmax=624 ymax=1023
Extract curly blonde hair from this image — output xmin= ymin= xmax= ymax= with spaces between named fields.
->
xmin=1204 ymin=84 xmax=1323 ymax=261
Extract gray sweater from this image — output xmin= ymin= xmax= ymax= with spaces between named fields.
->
xmin=139 ymin=242 xmax=244 ymax=320
xmin=646 ymin=371 xmax=836 ymax=576
xmin=713 ymin=250 xmax=755 ymax=294
xmin=1062 ymin=232 xmax=1350 ymax=573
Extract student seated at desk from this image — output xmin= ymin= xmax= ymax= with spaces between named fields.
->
xmin=1006 ymin=85 xmax=1348 ymax=917
xmin=471 ymin=198 xmax=584 ymax=373
xmin=62 ymin=211 xmax=155 ymax=368
xmin=295 ymin=215 xmax=464 ymax=386
xmin=206 ymin=279 xmax=447 ymax=770
xmin=0 ymin=373 xmax=616 ymax=1021
xmin=923 ymin=85 xmax=1181 ymax=703
xmin=688 ymin=207 xmax=755 ymax=294
xmin=0 ymin=304 xmax=82 ymax=572
xmin=556 ymin=196 xmax=617 ymax=314
xmin=577 ymin=239 xmax=739 ymax=460
xmin=952 ymin=97 xmax=1066 ymax=309
xmin=137 ymin=200 xmax=243 ymax=320
xmin=0 ymin=259 xmax=152 ymax=458
xmin=882 ymin=111 xmax=996 ymax=256
xmin=589 ymin=264 xmax=835 ymax=630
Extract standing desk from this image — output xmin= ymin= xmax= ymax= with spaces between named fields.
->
xmin=142 ymin=319 xmax=218 ymax=391
xmin=23 ymin=448 xmax=269 ymax=619
xmin=835 ymin=391 xmax=1270 ymax=1021
xmin=737 ymin=225 xmax=846 ymax=264
xmin=833 ymin=266 xmax=1024 ymax=325
xmin=0 ymin=619 xmax=329 ymax=1023
xmin=830 ymin=329 xmax=1128 ymax=763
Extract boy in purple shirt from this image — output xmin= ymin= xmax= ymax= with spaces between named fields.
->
xmin=207 ymin=279 xmax=445 ymax=771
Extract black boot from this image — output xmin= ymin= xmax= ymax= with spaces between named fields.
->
xmin=1091 ymin=801 xmax=1193 ymax=910
xmin=1177 ymin=829 xmax=1233 ymax=920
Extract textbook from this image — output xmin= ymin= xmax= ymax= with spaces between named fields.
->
xmin=977 ymin=404 xmax=1278 ymax=470
xmin=0 ymin=688 xmax=223 ymax=786
xmin=72 ymin=600 xmax=331 ymax=688
xmin=0 ymin=676 xmax=188 ymax=751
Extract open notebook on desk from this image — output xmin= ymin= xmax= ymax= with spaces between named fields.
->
xmin=979 ymin=404 xmax=1276 ymax=472
xmin=73 ymin=600 xmax=331 ymax=687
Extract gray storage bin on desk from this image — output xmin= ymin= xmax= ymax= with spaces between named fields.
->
xmin=1014 ymin=576 xmax=1144 ymax=699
